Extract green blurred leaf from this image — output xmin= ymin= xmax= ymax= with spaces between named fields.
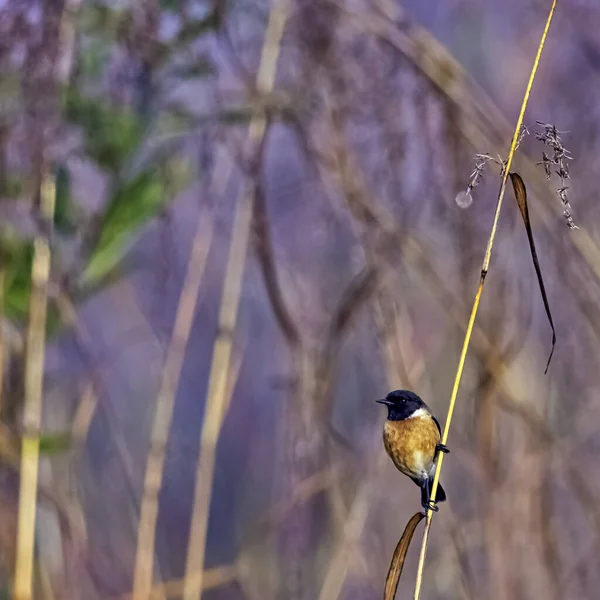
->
xmin=79 ymin=1 xmax=129 ymax=35
xmin=54 ymin=164 xmax=77 ymax=235
xmin=0 ymin=72 xmax=21 ymax=115
xmin=38 ymin=432 xmax=72 ymax=456
xmin=76 ymin=260 xmax=139 ymax=301
xmin=81 ymin=171 xmax=167 ymax=284
xmin=0 ymin=175 xmax=24 ymax=198
xmin=160 ymin=0 xmax=180 ymax=11
xmin=1 ymin=234 xmax=33 ymax=323
xmin=65 ymin=90 xmax=143 ymax=172
xmin=0 ymin=233 xmax=62 ymax=336
xmin=79 ymin=38 xmax=111 ymax=79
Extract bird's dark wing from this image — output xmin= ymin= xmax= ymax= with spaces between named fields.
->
xmin=431 ymin=415 xmax=442 ymax=436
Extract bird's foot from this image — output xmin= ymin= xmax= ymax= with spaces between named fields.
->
xmin=422 ymin=500 xmax=439 ymax=514
xmin=436 ymin=443 xmax=450 ymax=454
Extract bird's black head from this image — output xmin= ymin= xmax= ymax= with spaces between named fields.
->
xmin=375 ymin=389 xmax=428 ymax=421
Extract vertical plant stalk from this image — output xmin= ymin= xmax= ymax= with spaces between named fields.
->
xmin=13 ymin=172 xmax=56 ymax=600
xmin=131 ymin=210 xmax=215 ymax=600
xmin=182 ymin=196 xmax=251 ymax=600
xmin=412 ymin=3 xmax=558 ymax=599
xmin=0 ymin=267 xmax=4 ymax=417
xmin=182 ymin=3 xmax=289 ymax=600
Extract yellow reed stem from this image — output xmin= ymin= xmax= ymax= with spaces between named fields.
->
xmin=13 ymin=172 xmax=56 ymax=600
xmin=412 ymin=2 xmax=558 ymax=599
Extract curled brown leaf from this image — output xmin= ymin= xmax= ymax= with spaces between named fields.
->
xmin=509 ymin=171 xmax=556 ymax=373
xmin=384 ymin=511 xmax=425 ymax=600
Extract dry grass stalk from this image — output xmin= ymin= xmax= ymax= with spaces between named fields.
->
xmin=412 ymin=3 xmax=558 ymax=599
xmin=13 ymin=171 xmax=56 ymax=600
xmin=38 ymin=560 xmax=57 ymax=600
xmin=181 ymin=2 xmax=289 ymax=599
xmin=182 ymin=193 xmax=251 ymax=600
xmin=0 ymin=267 xmax=4 ymax=417
xmin=245 ymin=467 xmax=339 ymax=544
xmin=132 ymin=207 xmax=215 ymax=600
xmin=114 ymin=565 xmax=237 ymax=600
xmin=55 ymin=289 xmax=172 ymax=589
xmin=70 ymin=381 xmax=98 ymax=446
xmin=317 ymin=450 xmax=387 ymax=600
xmin=55 ymin=291 xmax=140 ymax=487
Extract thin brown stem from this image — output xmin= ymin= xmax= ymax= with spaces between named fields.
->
xmin=182 ymin=7 xmax=289 ymax=598
xmin=132 ymin=206 xmax=215 ymax=600
xmin=0 ymin=267 xmax=4 ymax=418
xmin=252 ymin=177 xmax=300 ymax=349
xmin=114 ymin=565 xmax=238 ymax=600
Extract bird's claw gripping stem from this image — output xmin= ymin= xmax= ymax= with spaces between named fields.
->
xmin=423 ymin=500 xmax=439 ymax=514
xmin=436 ymin=443 xmax=450 ymax=454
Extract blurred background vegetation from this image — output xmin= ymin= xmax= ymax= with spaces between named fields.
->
xmin=1 ymin=0 xmax=600 ymax=599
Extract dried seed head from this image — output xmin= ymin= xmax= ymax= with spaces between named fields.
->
xmin=534 ymin=121 xmax=577 ymax=229
xmin=514 ymin=124 xmax=530 ymax=153
xmin=465 ymin=153 xmax=497 ymax=196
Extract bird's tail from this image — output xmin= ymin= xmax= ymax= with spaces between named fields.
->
xmin=421 ymin=481 xmax=446 ymax=506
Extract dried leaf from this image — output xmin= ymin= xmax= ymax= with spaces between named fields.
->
xmin=509 ymin=172 xmax=556 ymax=373
xmin=384 ymin=512 xmax=424 ymax=600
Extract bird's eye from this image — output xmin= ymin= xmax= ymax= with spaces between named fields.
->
xmin=402 ymin=398 xmax=406 ymax=403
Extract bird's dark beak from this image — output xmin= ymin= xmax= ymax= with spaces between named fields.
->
xmin=376 ymin=399 xmax=392 ymax=406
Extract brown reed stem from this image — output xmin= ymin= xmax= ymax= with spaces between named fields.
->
xmin=0 ymin=266 xmax=4 ymax=418
xmin=115 ymin=565 xmax=237 ymax=600
xmin=13 ymin=172 xmax=56 ymax=600
xmin=317 ymin=450 xmax=388 ymax=600
xmin=412 ymin=2 xmax=558 ymax=598
xmin=182 ymin=3 xmax=289 ymax=599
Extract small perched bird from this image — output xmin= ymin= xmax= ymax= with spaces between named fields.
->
xmin=376 ymin=390 xmax=449 ymax=511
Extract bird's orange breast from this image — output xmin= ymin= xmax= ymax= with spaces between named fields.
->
xmin=383 ymin=416 xmax=440 ymax=479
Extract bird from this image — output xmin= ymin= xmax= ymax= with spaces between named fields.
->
xmin=376 ymin=389 xmax=449 ymax=512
